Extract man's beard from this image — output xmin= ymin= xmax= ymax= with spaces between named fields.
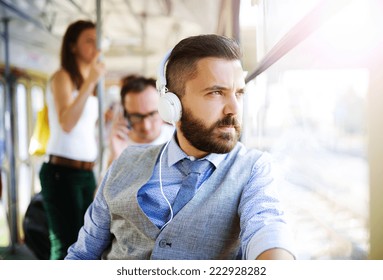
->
xmin=180 ymin=107 xmax=241 ymax=154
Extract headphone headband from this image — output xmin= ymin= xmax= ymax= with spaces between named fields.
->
xmin=156 ymin=49 xmax=182 ymax=125
xmin=156 ymin=49 xmax=172 ymax=96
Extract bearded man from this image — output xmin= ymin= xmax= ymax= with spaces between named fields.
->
xmin=66 ymin=34 xmax=295 ymax=260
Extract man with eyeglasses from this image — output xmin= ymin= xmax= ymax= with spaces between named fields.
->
xmin=107 ymin=75 xmax=174 ymax=165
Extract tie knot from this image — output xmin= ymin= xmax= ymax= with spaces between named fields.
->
xmin=182 ymin=158 xmax=210 ymax=175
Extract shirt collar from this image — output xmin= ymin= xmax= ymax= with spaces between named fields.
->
xmin=167 ymin=135 xmax=226 ymax=169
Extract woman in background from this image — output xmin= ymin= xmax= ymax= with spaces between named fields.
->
xmin=39 ymin=20 xmax=105 ymax=259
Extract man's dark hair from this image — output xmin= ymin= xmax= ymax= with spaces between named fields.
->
xmin=60 ymin=20 xmax=96 ymax=89
xmin=120 ymin=75 xmax=156 ymax=105
xmin=120 ymin=74 xmax=139 ymax=87
xmin=166 ymin=34 xmax=242 ymax=97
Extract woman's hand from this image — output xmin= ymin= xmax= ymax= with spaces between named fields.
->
xmin=88 ymin=51 xmax=106 ymax=85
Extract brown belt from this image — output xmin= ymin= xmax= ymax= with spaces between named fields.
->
xmin=49 ymin=155 xmax=95 ymax=171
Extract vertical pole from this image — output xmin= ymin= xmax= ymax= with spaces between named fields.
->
xmin=232 ymin=0 xmax=241 ymax=43
xmin=231 ymin=0 xmax=242 ymax=140
xmin=369 ymin=60 xmax=383 ymax=260
xmin=2 ymin=18 xmax=19 ymax=250
xmin=96 ymin=0 xmax=105 ymax=178
xmin=368 ymin=0 xmax=383 ymax=260
xmin=141 ymin=0 xmax=149 ymax=75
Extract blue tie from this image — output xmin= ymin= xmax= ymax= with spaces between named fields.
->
xmin=172 ymin=158 xmax=211 ymax=215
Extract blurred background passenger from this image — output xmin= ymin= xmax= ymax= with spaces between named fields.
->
xmin=39 ymin=19 xmax=106 ymax=259
xmin=107 ymin=75 xmax=174 ymax=165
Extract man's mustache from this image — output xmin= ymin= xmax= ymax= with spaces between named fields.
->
xmin=216 ymin=115 xmax=241 ymax=129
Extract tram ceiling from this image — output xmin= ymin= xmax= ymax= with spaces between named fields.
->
xmin=0 ymin=0 xmax=226 ymax=79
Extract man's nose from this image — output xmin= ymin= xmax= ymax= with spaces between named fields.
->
xmin=223 ymin=93 xmax=240 ymax=115
xmin=140 ymin=117 xmax=152 ymax=130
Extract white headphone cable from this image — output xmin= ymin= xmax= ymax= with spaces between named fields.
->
xmin=159 ymin=138 xmax=174 ymax=230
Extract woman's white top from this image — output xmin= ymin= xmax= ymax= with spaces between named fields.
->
xmin=46 ymin=84 xmax=99 ymax=162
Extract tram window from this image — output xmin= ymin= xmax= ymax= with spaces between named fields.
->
xmin=0 ymin=83 xmax=4 ymax=155
xmin=260 ymin=0 xmax=322 ymax=51
xmin=16 ymin=84 xmax=29 ymax=161
xmin=15 ymin=83 xmax=33 ymax=224
xmin=0 ymin=82 xmax=7 ymax=247
xmin=30 ymin=85 xmax=45 ymax=195
xmin=243 ymin=0 xmax=371 ymax=259
xmin=31 ymin=85 xmax=45 ymax=124
xmin=31 ymin=86 xmax=44 ymax=112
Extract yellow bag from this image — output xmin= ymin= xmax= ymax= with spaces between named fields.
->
xmin=28 ymin=105 xmax=50 ymax=156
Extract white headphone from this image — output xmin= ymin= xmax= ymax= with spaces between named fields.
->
xmin=156 ymin=50 xmax=182 ymax=126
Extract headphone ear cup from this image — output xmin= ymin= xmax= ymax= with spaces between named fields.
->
xmin=158 ymin=92 xmax=182 ymax=124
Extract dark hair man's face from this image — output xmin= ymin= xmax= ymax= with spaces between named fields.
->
xmin=177 ymin=57 xmax=245 ymax=156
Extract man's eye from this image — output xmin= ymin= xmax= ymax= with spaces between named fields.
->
xmin=236 ymin=91 xmax=245 ymax=97
xmin=210 ymin=91 xmax=222 ymax=95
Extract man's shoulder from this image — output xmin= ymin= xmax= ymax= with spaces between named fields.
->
xmin=229 ymin=142 xmax=274 ymax=170
xmin=118 ymin=143 xmax=163 ymax=160
xmin=107 ymin=144 xmax=164 ymax=180
xmin=234 ymin=142 xmax=264 ymax=159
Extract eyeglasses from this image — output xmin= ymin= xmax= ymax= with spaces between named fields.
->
xmin=125 ymin=110 xmax=159 ymax=125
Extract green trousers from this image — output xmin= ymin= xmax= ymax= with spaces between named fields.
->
xmin=39 ymin=162 xmax=96 ymax=259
